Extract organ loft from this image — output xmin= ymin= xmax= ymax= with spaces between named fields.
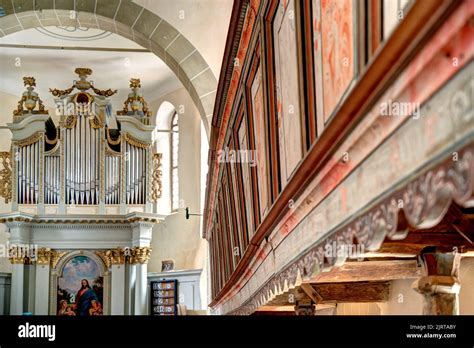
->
xmin=0 ymin=68 xmax=164 ymax=315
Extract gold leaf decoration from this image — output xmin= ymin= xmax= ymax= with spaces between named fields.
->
xmin=0 ymin=152 xmax=12 ymax=204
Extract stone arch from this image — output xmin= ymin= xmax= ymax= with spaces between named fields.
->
xmin=0 ymin=0 xmax=216 ymax=138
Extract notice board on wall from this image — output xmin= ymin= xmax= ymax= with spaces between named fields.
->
xmin=150 ymin=280 xmax=178 ymax=316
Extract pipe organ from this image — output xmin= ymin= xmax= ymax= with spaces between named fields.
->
xmin=1 ymin=69 xmax=163 ymax=214
xmin=16 ymin=137 xmax=41 ymax=205
xmin=0 ymin=69 xmax=166 ymax=316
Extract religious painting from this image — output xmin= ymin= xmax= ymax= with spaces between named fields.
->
xmin=315 ymin=0 xmax=356 ymax=122
xmin=57 ymin=255 xmax=104 ymax=316
xmin=250 ymin=64 xmax=270 ymax=217
xmin=273 ymin=0 xmax=304 ymax=185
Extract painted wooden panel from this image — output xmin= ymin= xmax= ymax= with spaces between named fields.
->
xmin=273 ymin=0 xmax=304 ymax=185
xmin=227 ymin=161 xmax=244 ymax=261
xmin=223 ymin=172 xmax=238 ymax=270
xmin=314 ymin=0 xmax=356 ymax=122
xmin=229 ymin=149 xmax=245 ymax=255
xmin=238 ymin=116 xmax=255 ymax=239
xmin=250 ymin=65 xmax=270 ymax=217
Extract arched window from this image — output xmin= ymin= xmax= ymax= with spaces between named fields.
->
xmin=171 ymin=113 xmax=179 ymax=211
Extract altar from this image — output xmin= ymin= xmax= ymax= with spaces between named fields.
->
xmin=0 ymin=69 xmax=164 ymax=315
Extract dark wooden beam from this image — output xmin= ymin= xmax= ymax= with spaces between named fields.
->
xmin=445 ymin=204 xmax=474 ymax=244
xmin=378 ymin=231 xmax=473 ymax=256
xmin=266 ymin=280 xmax=390 ymax=307
xmin=311 ymin=260 xmax=422 ymax=283
xmin=300 ymin=283 xmax=323 ymax=303
xmin=310 ymin=281 xmax=390 ymax=303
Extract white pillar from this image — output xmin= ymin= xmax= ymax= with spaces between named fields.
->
xmin=111 ymin=264 xmax=125 ymax=315
xmin=127 ymin=263 xmax=136 ymax=315
xmin=10 ymin=263 xmax=24 ymax=315
xmin=34 ymin=263 xmax=50 ymax=315
xmin=134 ymin=263 xmax=148 ymax=315
xmin=130 ymin=222 xmax=153 ymax=315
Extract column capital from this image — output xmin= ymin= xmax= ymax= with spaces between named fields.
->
xmin=412 ymin=249 xmax=462 ymax=315
xmin=8 ymin=246 xmax=27 ymax=264
xmin=129 ymin=246 xmax=152 ymax=264
xmin=95 ymin=248 xmax=128 ymax=268
xmin=414 ymin=275 xmax=461 ymax=295
xmin=36 ymin=247 xmax=52 ymax=266
xmin=111 ymin=247 xmax=126 ymax=265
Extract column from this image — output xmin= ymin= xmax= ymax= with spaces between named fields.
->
xmin=412 ymin=250 xmax=461 ymax=315
xmin=110 ymin=248 xmax=126 ymax=315
xmin=130 ymin=221 xmax=154 ymax=315
xmin=7 ymin=223 xmax=32 ymax=315
xmin=34 ymin=248 xmax=51 ymax=315
xmin=127 ymin=262 xmax=136 ymax=315
xmin=9 ymin=256 xmax=24 ymax=315
xmin=132 ymin=247 xmax=152 ymax=315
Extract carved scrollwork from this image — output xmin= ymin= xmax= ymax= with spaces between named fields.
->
xmin=14 ymin=77 xmax=48 ymax=116
xmin=402 ymin=170 xmax=453 ymax=229
xmin=96 ymin=250 xmax=113 ymax=269
xmin=117 ymin=78 xmax=152 ymax=121
xmin=110 ymin=248 xmax=126 ymax=265
xmin=123 ymin=133 xmax=151 ymax=149
xmin=106 ymin=128 xmax=121 ymax=146
xmin=13 ymin=132 xmax=43 ymax=147
xmin=8 ymin=246 xmax=26 ymax=264
xmin=150 ymin=153 xmax=163 ymax=202
xmin=228 ymin=146 xmax=474 ymax=315
xmin=49 ymin=86 xmax=75 ymax=97
xmin=448 ymin=151 xmax=473 ymax=205
xmin=129 ymin=246 xmax=152 ymax=264
xmin=36 ymin=247 xmax=52 ymax=265
xmin=61 ymin=115 xmax=77 ymax=129
xmin=91 ymin=86 xmax=117 ymax=97
xmin=50 ymin=250 xmax=67 ymax=269
xmin=0 ymin=152 xmax=12 ymax=204
xmin=89 ymin=116 xmax=104 ymax=129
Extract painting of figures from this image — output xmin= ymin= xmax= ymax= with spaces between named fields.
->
xmin=57 ymin=255 xmax=104 ymax=316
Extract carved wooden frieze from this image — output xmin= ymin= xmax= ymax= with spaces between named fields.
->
xmin=0 ymin=152 xmax=12 ymax=203
xmin=150 ymin=153 xmax=163 ymax=202
xmin=229 ymin=144 xmax=473 ymax=315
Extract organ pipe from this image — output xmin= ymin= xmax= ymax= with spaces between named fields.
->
xmin=12 ymin=71 xmax=155 ymax=208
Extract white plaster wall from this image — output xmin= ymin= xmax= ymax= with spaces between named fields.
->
xmin=378 ymin=279 xmax=424 ymax=315
xmin=459 ymin=257 xmax=474 ymax=315
xmin=336 ymin=302 xmax=381 ymax=315
xmin=134 ymin=0 xmax=233 ymax=79
xmin=148 ymin=88 xmax=207 ymax=278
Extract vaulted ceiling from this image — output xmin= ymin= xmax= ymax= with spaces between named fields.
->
xmin=0 ymin=0 xmax=233 ymax=134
